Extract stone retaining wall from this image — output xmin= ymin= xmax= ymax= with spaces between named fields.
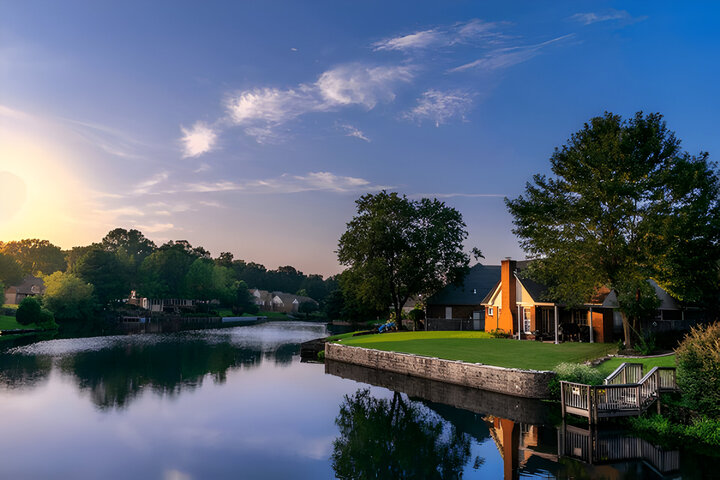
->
xmin=325 ymin=343 xmax=555 ymax=399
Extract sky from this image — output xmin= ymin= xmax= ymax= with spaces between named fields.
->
xmin=1 ymin=1 xmax=719 ymax=277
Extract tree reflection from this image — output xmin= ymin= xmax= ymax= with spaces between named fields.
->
xmin=332 ymin=389 xmax=475 ymax=479
xmin=0 ymin=353 xmax=52 ymax=390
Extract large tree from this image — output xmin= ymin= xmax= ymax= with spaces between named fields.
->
xmin=0 ymin=251 xmax=24 ymax=287
xmin=0 ymin=239 xmax=66 ymax=275
xmin=337 ymin=191 xmax=470 ymax=321
xmin=42 ymin=271 xmax=95 ymax=321
xmin=506 ymin=112 xmax=720 ymax=347
xmin=73 ymin=248 xmax=130 ymax=306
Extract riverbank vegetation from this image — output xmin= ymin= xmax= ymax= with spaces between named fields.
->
xmin=335 ymin=331 xmax=615 ymax=370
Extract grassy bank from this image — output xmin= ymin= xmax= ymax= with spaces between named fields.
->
xmin=593 ymin=354 xmax=676 ymax=377
xmin=0 ymin=315 xmax=38 ymax=330
xmin=336 ymin=331 xmax=616 ymax=370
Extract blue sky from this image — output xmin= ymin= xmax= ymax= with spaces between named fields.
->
xmin=1 ymin=1 xmax=719 ymax=277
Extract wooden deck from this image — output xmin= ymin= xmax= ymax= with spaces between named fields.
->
xmin=561 ymin=363 xmax=678 ymax=424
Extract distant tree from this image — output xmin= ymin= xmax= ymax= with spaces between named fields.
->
xmin=324 ymin=289 xmax=345 ymax=321
xmin=100 ymin=228 xmax=157 ymax=263
xmin=73 ymin=248 xmax=130 ymax=306
xmin=298 ymin=301 xmax=319 ymax=319
xmin=332 ymin=389 xmax=473 ymax=479
xmin=0 ymin=239 xmax=66 ymax=275
xmin=138 ymin=245 xmax=196 ymax=299
xmin=42 ymin=271 xmax=95 ymax=321
xmin=232 ymin=280 xmax=258 ymax=315
xmin=65 ymin=245 xmax=98 ymax=272
xmin=16 ymin=296 xmax=42 ymax=326
xmin=0 ymin=251 xmax=24 ymax=287
xmin=216 ymin=252 xmax=234 ymax=268
xmin=185 ymin=258 xmax=216 ymax=301
xmin=506 ymin=112 xmax=720 ymax=347
xmin=337 ymin=191 xmax=470 ymax=322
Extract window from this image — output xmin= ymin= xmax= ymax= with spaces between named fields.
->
xmin=523 ymin=307 xmax=532 ymax=333
xmin=473 ymin=288 xmax=477 ymax=294
xmin=488 ymin=307 xmax=494 ymax=316
xmin=572 ymin=310 xmax=588 ymax=326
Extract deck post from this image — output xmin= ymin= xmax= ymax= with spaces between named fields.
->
xmin=517 ymin=305 xmax=522 ymax=340
xmin=587 ymin=386 xmax=593 ymax=425
xmin=589 ymin=307 xmax=594 ymax=343
xmin=554 ymin=306 xmax=559 ymax=344
xmin=560 ymin=382 xmax=566 ymax=417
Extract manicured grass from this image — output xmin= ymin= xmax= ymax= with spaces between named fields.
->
xmin=593 ymin=354 xmax=677 ymax=377
xmin=0 ymin=315 xmax=37 ymax=330
xmin=326 ymin=331 xmax=372 ymax=342
xmin=337 ymin=331 xmax=616 ymax=371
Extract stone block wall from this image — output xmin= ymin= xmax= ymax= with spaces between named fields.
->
xmin=325 ymin=343 xmax=555 ymax=399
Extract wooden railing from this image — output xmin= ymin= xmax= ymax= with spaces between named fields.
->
xmin=559 ymin=424 xmax=680 ymax=473
xmin=561 ymin=365 xmax=678 ymax=423
xmin=604 ymin=362 xmax=643 ymax=385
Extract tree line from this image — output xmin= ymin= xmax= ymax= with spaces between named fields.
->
xmin=0 ymin=229 xmax=340 ymax=322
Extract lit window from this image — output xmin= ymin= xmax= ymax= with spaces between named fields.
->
xmin=488 ymin=307 xmax=494 ymax=316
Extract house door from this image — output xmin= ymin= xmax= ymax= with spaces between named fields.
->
xmin=445 ymin=307 xmax=452 ymax=319
xmin=472 ymin=311 xmax=482 ymax=330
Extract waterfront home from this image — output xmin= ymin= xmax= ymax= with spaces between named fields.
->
xmin=270 ymin=292 xmax=318 ymax=313
xmin=3 ymin=275 xmax=45 ymax=305
xmin=426 ymin=264 xmax=501 ymax=330
xmin=250 ymin=288 xmax=272 ymax=309
xmin=482 ymin=259 xmax=686 ymax=342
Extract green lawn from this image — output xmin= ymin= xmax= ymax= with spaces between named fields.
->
xmin=337 ymin=331 xmax=616 ymax=370
xmin=593 ymin=354 xmax=677 ymax=377
xmin=0 ymin=315 xmax=37 ymax=330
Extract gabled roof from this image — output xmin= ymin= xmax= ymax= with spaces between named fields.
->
xmin=427 ymin=264 xmax=501 ymax=306
xmin=6 ymin=275 xmax=45 ymax=295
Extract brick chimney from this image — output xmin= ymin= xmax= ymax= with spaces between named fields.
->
xmin=500 ymin=258 xmax=517 ymax=334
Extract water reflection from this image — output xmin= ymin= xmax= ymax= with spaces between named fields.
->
xmin=332 ymin=388 xmax=476 ymax=479
xmin=0 ymin=322 xmax=326 ymax=409
xmin=326 ymin=360 xmax=714 ymax=479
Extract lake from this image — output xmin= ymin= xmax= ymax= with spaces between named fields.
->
xmin=0 ymin=321 xmax=714 ymax=479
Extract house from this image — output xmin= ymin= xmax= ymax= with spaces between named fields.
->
xmin=426 ymin=264 xmax=502 ymax=330
xmin=269 ymin=292 xmax=318 ymax=314
xmin=250 ymin=289 xmax=272 ymax=309
xmin=4 ymin=275 xmax=45 ymax=305
xmin=127 ymin=291 xmax=197 ymax=313
xmin=481 ymin=258 xmax=686 ymax=343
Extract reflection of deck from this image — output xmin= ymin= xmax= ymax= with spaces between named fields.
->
xmin=325 ymin=359 xmax=555 ymax=425
xmin=561 ymin=363 xmax=678 ymax=424
xmin=558 ymin=424 xmax=680 ymax=476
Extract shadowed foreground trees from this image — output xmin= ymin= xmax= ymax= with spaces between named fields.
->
xmin=332 ymin=389 xmax=473 ymax=479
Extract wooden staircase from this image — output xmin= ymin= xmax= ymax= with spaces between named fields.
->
xmin=561 ymin=362 xmax=678 ymax=424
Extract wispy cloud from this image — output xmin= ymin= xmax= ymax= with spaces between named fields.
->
xmin=449 ymin=34 xmax=575 ymax=73
xmin=223 ymin=63 xmax=413 ymax=143
xmin=180 ymin=121 xmax=217 ymax=157
xmin=135 ymin=223 xmax=175 ymax=233
xmin=340 ymin=124 xmax=370 ymax=142
xmin=133 ymin=171 xmax=169 ymax=194
xmin=570 ymin=10 xmax=643 ymax=25
xmin=404 ymin=90 xmax=474 ymax=127
xmin=373 ymin=19 xmax=505 ymax=52
xmin=182 ymin=171 xmax=390 ymax=194
xmin=410 ymin=192 xmax=506 ymax=199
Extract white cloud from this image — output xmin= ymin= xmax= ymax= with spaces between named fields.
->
xmin=341 ymin=124 xmax=370 ymax=142
xmin=404 ymin=90 xmax=474 ymax=127
xmin=221 ymin=64 xmax=412 ymax=143
xmin=133 ymin=171 xmax=169 ymax=194
xmin=181 ymin=171 xmax=389 ymax=194
xmin=571 ymin=10 xmax=636 ymax=25
xmin=95 ymin=206 xmax=145 ymax=218
xmin=373 ymin=19 xmax=504 ymax=52
xmin=449 ymin=34 xmax=575 ymax=72
xmin=136 ymin=223 xmax=175 ymax=233
xmin=180 ymin=121 xmax=217 ymax=157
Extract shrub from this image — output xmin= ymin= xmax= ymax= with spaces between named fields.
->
xmin=16 ymin=296 xmax=42 ymax=326
xmin=635 ymin=332 xmax=657 ymax=356
xmin=630 ymin=414 xmax=720 ymax=448
xmin=675 ymin=322 xmax=720 ymax=417
xmin=548 ymin=362 xmax=606 ymax=398
xmin=317 ymin=350 xmax=325 ymax=361
xmin=488 ymin=328 xmax=511 ymax=339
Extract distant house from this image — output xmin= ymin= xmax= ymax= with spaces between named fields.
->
xmin=250 ymin=289 xmax=272 ymax=309
xmin=426 ymin=264 xmax=502 ymax=330
xmin=481 ymin=258 xmax=687 ymax=343
xmin=269 ymin=291 xmax=319 ymax=314
xmin=4 ymin=275 xmax=45 ymax=305
xmin=127 ymin=291 xmax=198 ymax=313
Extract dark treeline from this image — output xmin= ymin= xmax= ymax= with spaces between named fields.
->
xmin=0 ymin=228 xmax=346 ymax=321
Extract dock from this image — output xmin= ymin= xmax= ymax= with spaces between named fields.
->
xmin=561 ymin=362 xmax=679 ymax=424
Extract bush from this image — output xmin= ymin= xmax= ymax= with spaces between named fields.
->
xmin=675 ymin=322 xmax=720 ymax=417
xmin=16 ymin=296 xmax=42 ymax=326
xmin=317 ymin=350 xmax=325 ymax=361
xmin=548 ymin=362 xmax=606 ymax=398
xmin=630 ymin=414 xmax=720 ymax=448
xmin=635 ymin=332 xmax=657 ymax=356
xmin=488 ymin=328 xmax=511 ymax=339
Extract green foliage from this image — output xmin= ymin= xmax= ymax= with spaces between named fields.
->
xmin=337 ymin=191 xmax=470 ymax=321
xmin=0 ymin=239 xmax=66 ymax=275
xmin=630 ymin=414 xmax=720 ymax=448
xmin=298 ymin=301 xmax=319 ymax=317
xmin=506 ymin=112 xmax=720 ymax=346
xmin=16 ymin=296 xmax=42 ymax=326
xmin=42 ymin=271 xmax=95 ymax=321
xmin=73 ymin=248 xmax=130 ymax=306
xmin=488 ymin=328 xmax=511 ymax=339
xmin=0 ymin=252 xmax=24 ymax=287
xmin=317 ymin=349 xmax=325 ymax=361
xmin=635 ymin=332 xmax=657 ymax=356
xmin=549 ymin=362 xmax=606 ymax=398
xmin=675 ymin=322 xmax=720 ymax=417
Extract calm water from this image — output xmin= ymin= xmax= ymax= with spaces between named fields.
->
xmin=0 ymin=322 xmax=714 ymax=479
